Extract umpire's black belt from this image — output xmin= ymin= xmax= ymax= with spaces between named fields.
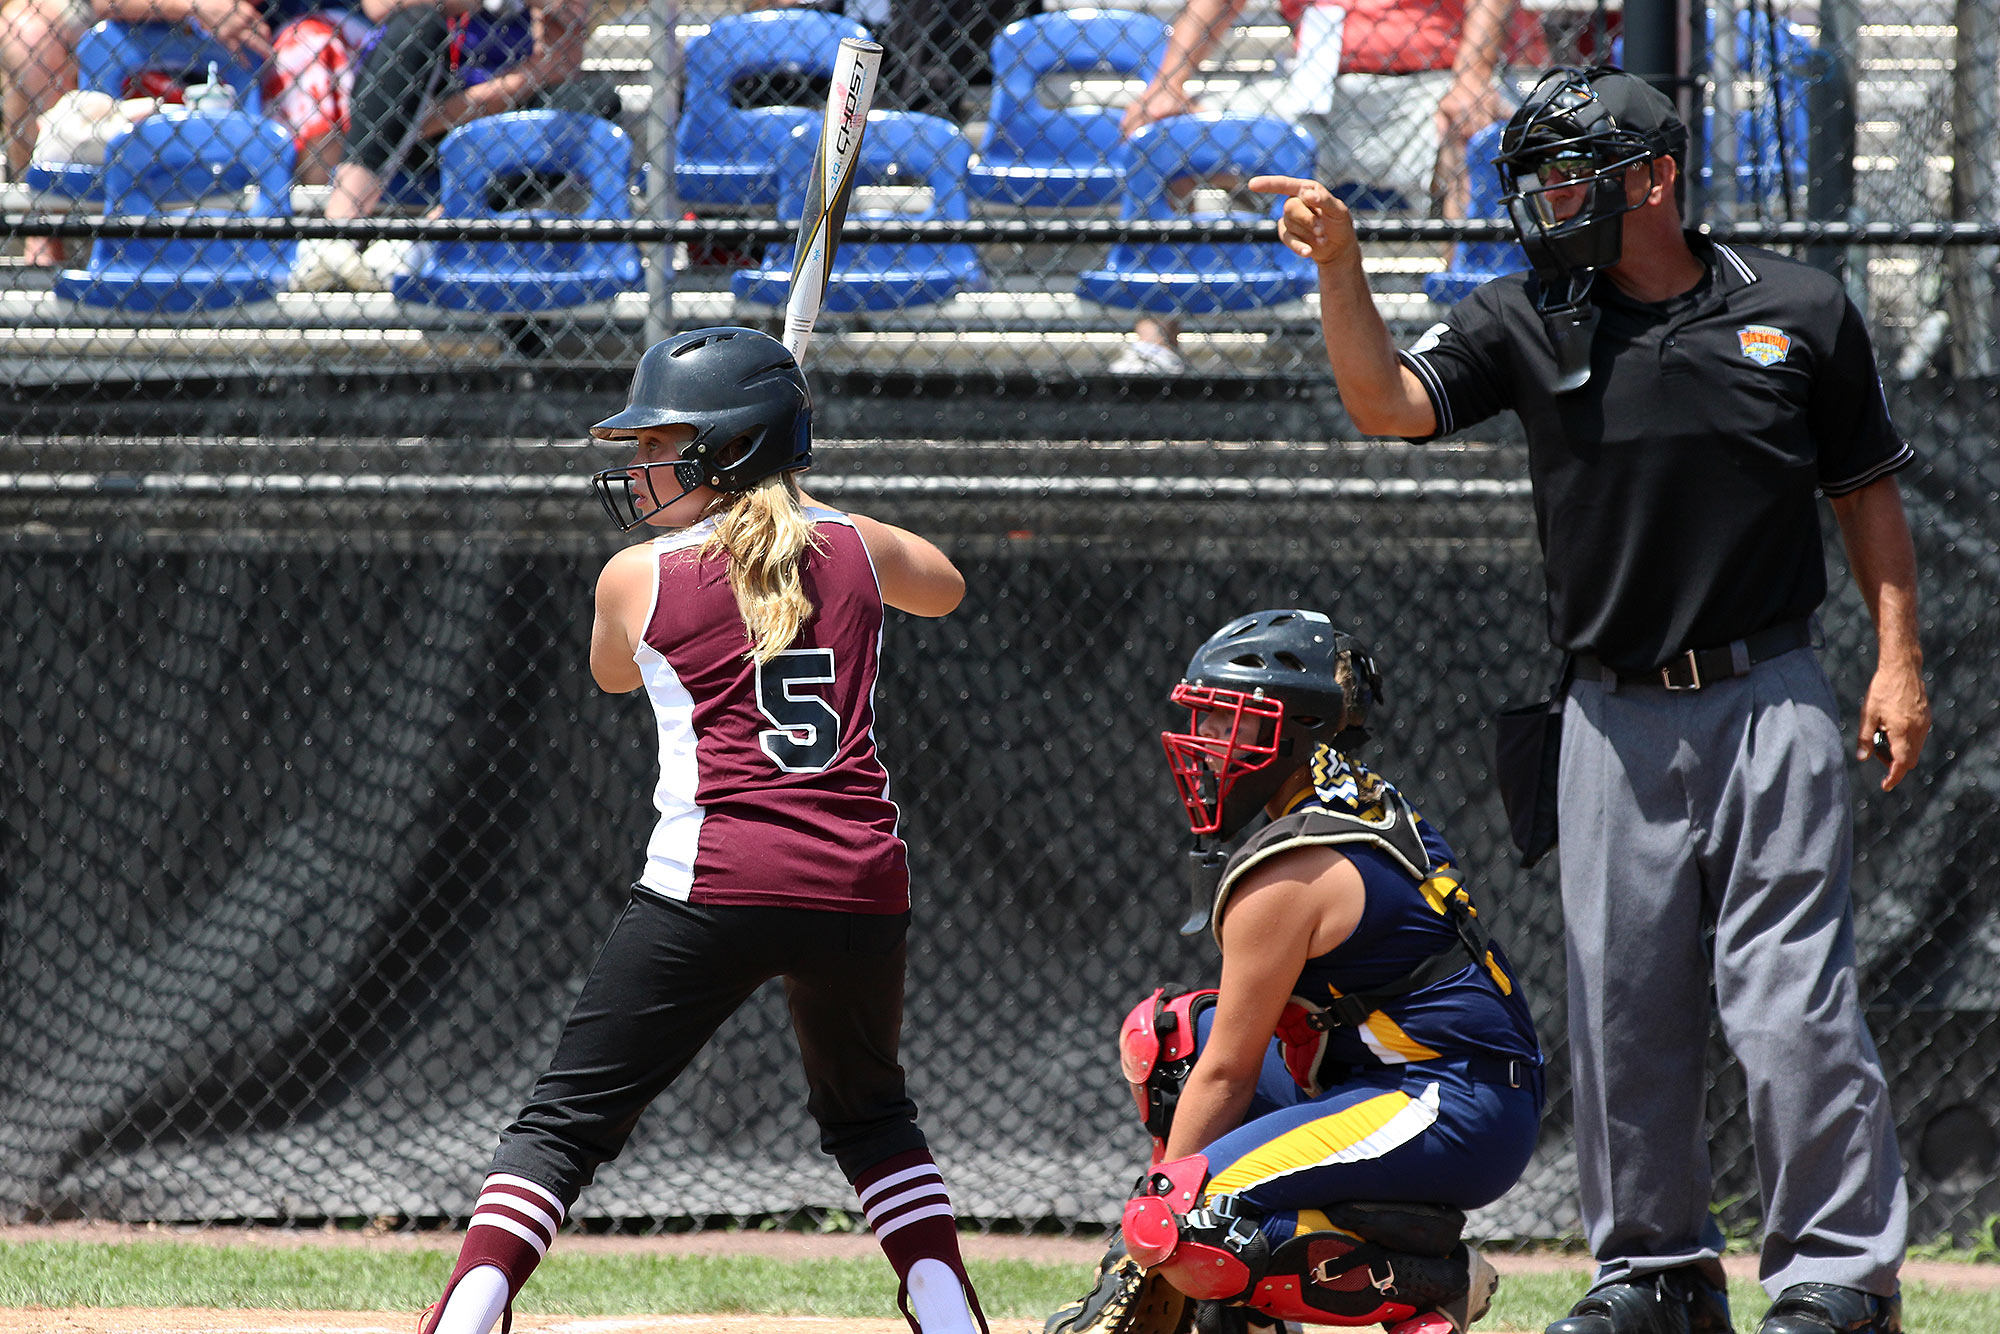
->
xmin=1575 ymin=619 xmax=1813 ymax=692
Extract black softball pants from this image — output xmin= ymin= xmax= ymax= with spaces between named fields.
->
xmin=488 ymin=891 xmax=928 ymax=1208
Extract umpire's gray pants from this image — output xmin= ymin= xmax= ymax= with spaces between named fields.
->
xmin=1557 ymin=646 xmax=1906 ymax=1299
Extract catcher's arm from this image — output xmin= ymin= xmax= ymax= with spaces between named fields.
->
xmin=1161 ymin=845 xmax=1358 ymax=1160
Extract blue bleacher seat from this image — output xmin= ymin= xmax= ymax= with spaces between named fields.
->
xmin=394 ymin=110 xmax=644 ymax=312
xmin=967 ymin=9 xmax=1170 ymax=208
xmin=376 ymin=167 xmax=443 ymax=212
xmin=1611 ymin=15 xmax=1818 ymax=212
xmin=1699 ymin=8 xmax=1817 ymax=211
xmin=28 ymin=20 xmax=263 ymax=201
xmin=1075 ymin=115 xmax=1317 ymax=314
xmin=1423 ymin=121 xmax=1526 ymax=306
xmin=732 ymin=111 xmax=985 ymax=314
xmin=676 ymin=11 xmax=870 ymax=209
xmin=55 ymin=109 xmax=295 ymax=311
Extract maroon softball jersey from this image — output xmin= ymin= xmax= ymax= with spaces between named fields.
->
xmin=628 ymin=508 xmax=909 ymax=912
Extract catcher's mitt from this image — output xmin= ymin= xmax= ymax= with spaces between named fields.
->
xmin=1045 ymin=1229 xmax=1193 ymax=1334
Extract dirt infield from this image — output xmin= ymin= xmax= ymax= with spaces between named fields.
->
xmin=0 ymin=1315 xmax=1044 ymax=1334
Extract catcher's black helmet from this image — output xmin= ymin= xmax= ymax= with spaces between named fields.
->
xmin=1495 ymin=66 xmax=1687 ymax=297
xmin=1160 ymin=609 xmax=1383 ymax=840
xmin=589 ymin=326 xmax=812 ymax=530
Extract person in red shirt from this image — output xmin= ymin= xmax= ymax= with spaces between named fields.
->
xmin=1109 ymin=0 xmax=1543 ymax=375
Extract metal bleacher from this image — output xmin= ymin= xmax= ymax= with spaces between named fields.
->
xmin=629 ymin=0 xmax=1352 ymax=378
xmin=600 ymin=0 xmax=1961 ymax=378
xmin=0 ymin=0 xmax=1965 ymax=381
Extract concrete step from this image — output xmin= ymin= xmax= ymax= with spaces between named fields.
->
xmin=0 ymin=275 xmax=1438 ymax=335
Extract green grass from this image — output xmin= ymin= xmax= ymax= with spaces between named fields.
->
xmin=0 ymin=1240 xmax=1995 ymax=1333
xmin=0 ymin=1243 xmax=1074 ymax=1318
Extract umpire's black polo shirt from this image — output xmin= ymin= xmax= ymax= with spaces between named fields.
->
xmin=1399 ymin=233 xmax=1914 ymax=675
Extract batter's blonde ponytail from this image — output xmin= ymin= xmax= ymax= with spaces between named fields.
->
xmin=704 ymin=473 xmax=821 ymax=663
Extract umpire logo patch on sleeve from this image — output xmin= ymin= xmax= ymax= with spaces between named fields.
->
xmin=1737 ymin=325 xmax=1792 ymax=366
xmin=1408 ymin=322 xmax=1450 ymax=356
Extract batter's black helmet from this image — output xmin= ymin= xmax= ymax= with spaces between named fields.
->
xmin=1495 ymin=66 xmax=1687 ymax=295
xmin=589 ymin=327 xmax=812 ymax=530
xmin=1161 ymin=609 xmax=1383 ymax=840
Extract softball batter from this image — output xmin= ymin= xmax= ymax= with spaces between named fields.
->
xmin=418 ymin=327 xmax=984 ymax=1334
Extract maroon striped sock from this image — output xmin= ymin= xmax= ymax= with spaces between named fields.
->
xmin=854 ymin=1149 xmax=964 ymax=1280
xmin=851 ymin=1149 xmax=985 ymax=1333
xmin=421 ymin=1173 xmax=568 ymax=1334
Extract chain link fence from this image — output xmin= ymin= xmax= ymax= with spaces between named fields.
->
xmin=1 ymin=0 xmax=1997 ymax=1252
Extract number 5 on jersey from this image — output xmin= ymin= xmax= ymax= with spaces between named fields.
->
xmin=756 ymin=648 xmax=841 ymax=772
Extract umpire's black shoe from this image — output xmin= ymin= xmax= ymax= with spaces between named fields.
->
xmin=1756 ymin=1284 xmax=1902 ymax=1334
xmin=1545 ymin=1266 xmax=1735 ymax=1334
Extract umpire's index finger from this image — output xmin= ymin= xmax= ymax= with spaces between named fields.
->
xmin=1247 ymin=175 xmax=1319 ymax=199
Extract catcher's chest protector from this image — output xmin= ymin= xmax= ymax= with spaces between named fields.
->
xmin=1213 ymin=801 xmax=1493 ymax=1095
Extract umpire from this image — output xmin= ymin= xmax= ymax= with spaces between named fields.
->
xmin=1249 ymin=66 xmax=1928 ymax=1334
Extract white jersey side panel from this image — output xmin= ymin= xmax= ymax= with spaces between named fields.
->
xmin=636 ymin=528 xmax=707 ymax=900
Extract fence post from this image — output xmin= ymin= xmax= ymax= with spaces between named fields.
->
xmin=1805 ymin=0 xmax=1859 ymax=288
xmin=644 ymin=0 xmax=682 ymax=348
xmin=1948 ymin=0 xmax=1999 ymax=376
xmin=1705 ymin=3 xmax=1738 ymax=227
xmin=1620 ymin=0 xmax=1698 ymax=217
xmin=1619 ymin=0 xmax=1686 ymax=102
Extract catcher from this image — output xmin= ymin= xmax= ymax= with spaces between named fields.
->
xmin=1049 ymin=609 xmax=1545 ymax=1334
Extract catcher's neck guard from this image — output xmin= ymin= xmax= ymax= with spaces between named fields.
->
xmin=1179 ymin=838 xmax=1229 ymax=939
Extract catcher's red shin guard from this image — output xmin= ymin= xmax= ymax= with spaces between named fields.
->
xmin=1241 ymin=1236 xmax=1495 ymax=1333
xmin=1122 ymin=1154 xmax=1208 ymax=1269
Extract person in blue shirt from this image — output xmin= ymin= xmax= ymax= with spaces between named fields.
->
xmin=292 ymin=0 xmax=619 ymax=291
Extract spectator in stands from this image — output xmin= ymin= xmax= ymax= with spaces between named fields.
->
xmin=1 ymin=0 xmax=85 ymax=264
xmin=1109 ymin=0 xmax=1540 ymax=374
xmin=1 ymin=0 xmax=275 ymax=266
xmin=748 ymin=0 xmax=889 ymax=35
xmin=263 ymin=2 xmax=375 ymax=186
xmin=875 ymin=0 xmax=1035 ymax=121
xmin=744 ymin=0 xmax=1035 ymax=122
xmin=292 ymin=0 xmax=618 ymax=293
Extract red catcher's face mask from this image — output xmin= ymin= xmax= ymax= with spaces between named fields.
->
xmin=1159 ymin=683 xmax=1285 ymax=836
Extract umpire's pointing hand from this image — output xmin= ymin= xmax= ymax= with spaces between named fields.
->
xmin=1248 ymin=176 xmax=1357 ymax=267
